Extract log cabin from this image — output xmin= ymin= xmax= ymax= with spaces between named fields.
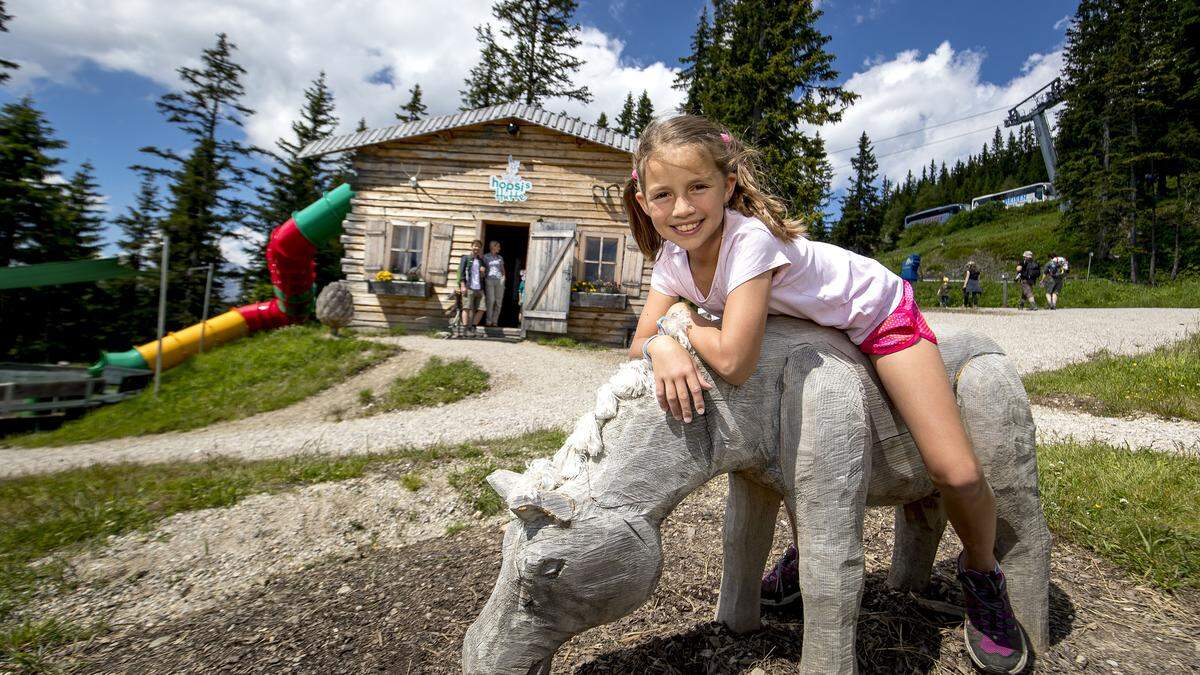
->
xmin=299 ymin=103 xmax=649 ymax=345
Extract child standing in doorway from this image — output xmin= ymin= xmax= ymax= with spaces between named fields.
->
xmin=624 ymin=116 xmax=1028 ymax=675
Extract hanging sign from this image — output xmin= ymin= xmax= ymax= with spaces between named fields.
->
xmin=490 ymin=155 xmax=533 ymax=203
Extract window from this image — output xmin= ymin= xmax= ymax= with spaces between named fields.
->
xmin=388 ymin=222 xmax=424 ymax=274
xmin=582 ymin=235 xmax=619 ymax=283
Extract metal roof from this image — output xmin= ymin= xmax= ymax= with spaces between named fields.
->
xmin=298 ymin=102 xmax=637 ymax=158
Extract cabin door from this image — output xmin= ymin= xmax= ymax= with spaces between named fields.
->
xmin=521 ymin=220 xmax=576 ymax=334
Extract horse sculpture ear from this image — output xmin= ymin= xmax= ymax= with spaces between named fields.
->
xmin=486 ymin=470 xmax=576 ymax=525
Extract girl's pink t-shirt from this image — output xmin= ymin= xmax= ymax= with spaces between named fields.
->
xmin=649 ymin=209 xmax=904 ymax=345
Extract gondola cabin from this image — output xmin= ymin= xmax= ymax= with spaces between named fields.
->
xmin=299 ymin=103 xmax=649 ymax=345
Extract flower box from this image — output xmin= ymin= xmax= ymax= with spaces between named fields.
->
xmin=368 ymin=280 xmax=430 ymax=297
xmin=571 ymin=291 xmax=626 ymax=309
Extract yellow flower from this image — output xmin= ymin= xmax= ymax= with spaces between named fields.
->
xmin=374 ymin=270 xmax=394 ymax=282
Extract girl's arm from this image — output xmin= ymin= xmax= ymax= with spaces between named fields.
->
xmin=682 ymin=271 xmax=772 ymax=386
xmin=630 ymin=288 xmax=714 ymax=423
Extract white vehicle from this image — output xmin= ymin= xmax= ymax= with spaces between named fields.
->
xmin=970 ymin=182 xmax=1056 ymax=210
xmin=903 ymin=203 xmax=969 ymax=229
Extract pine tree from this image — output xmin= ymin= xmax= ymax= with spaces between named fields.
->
xmin=0 ymin=1 xmax=18 ymax=84
xmin=134 ymin=33 xmax=264 ymax=326
xmin=250 ymin=72 xmax=343 ymax=300
xmin=699 ymin=0 xmax=856 ymax=227
xmin=491 ymin=0 xmax=591 ymax=106
xmin=461 ymin=25 xmax=511 ymax=109
xmin=674 ymin=6 xmax=712 ymax=114
xmin=616 ymin=92 xmax=636 ymax=135
xmin=805 ymin=132 xmax=833 ymax=241
xmin=58 ymin=161 xmax=104 ymax=259
xmin=831 ymin=132 xmax=880 ymax=255
xmin=110 ymin=174 xmax=162 ymax=344
xmin=0 ymin=97 xmax=64 ymax=267
xmin=634 ymin=90 xmax=654 ymax=135
xmin=397 ymin=83 xmax=428 ymax=122
xmin=596 ymin=112 xmax=608 ymax=128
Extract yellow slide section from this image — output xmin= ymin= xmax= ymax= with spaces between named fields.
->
xmin=134 ymin=309 xmax=249 ymax=371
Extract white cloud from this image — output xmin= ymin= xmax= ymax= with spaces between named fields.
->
xmin=1053 ymin=15 xmax=1072 ymax=31
xmin=220 ymin=226 xmax=262 ymax=271
xmin=1 ymin=0 xmax=682 ymax=153
xmin=815 ymin=41 xmax=1065 ymax=192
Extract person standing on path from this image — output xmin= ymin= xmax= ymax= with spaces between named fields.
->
xmin=962 ymin=261 xmax=983 ymax=308
xmin=482 ymin=241 xmax=506 ymax=327
xmin=938 ymin=276 xmax=951 ymax=307
xmin=457 ymin=240 xmax=486 ymax=337
xmin=1043 ymin=254 xmax=1068 ymax=310
xmin=1016 ymin=251 xmax=1040 ymax=311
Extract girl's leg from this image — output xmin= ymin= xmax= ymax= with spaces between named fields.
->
xmin=870 ymin=339 xmax=997 ymax=571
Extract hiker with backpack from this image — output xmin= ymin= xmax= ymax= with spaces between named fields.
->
xmin=1016 ymin=251 xmax=1040 ymax=310
xmin=1043 ymin=254 xmax=1069 ymax=310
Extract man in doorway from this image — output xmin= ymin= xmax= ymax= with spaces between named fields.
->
xmin=458 ymin=240 xmax=486 ymax=337
xmin=482 ymin=241 xmax=506 ymax=327
xmin=1016 ymin=250 xmax=1040 ymax=310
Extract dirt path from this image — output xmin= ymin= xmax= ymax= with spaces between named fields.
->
xmin=2 ymin=309 xmax=1197 ymax=478
xmin=53 ymin=478 xmax=1200 ymax=674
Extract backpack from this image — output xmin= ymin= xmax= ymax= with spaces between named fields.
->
xmin=1044 ymin=260 xmax=1061 ymax=278
xmin=1020 ymin=259 xmax=1040 ymax=282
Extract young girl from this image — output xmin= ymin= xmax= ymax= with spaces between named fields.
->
xmin=624 ymin=116 xmax=1027 ymax=674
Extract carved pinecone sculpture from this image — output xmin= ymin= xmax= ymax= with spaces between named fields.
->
xmin=316 ymin=281 xmax=354 ymax=336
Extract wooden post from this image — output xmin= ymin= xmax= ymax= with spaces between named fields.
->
xmin=153 ymin=234 xmax=169 ymax=399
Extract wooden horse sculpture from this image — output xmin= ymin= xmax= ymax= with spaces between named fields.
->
xmin=462 ymin=317 xmax=1051 ymax=674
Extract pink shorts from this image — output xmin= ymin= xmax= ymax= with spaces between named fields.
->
xmin=858 ymin=281 xmax=937 ymax=356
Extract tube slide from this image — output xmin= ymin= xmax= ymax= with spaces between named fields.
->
xmin=92 ymin=184 xmax=354 ymax=375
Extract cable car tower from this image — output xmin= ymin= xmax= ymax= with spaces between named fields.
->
xmin=1005 ymin=77 xmax=1064 ymax=186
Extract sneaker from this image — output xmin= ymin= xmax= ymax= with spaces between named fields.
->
xmin=760 ymin=543 xmax=802 ymax=607
xmin=957 ymin=553 xmax=1028 ymax=674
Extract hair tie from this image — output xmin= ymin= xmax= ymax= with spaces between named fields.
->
xmin=720 ymin=132 xmax=731 ymax=144
xmin=631 ymin=168 xmax=638 ymax=181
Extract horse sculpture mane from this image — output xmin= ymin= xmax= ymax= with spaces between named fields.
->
xmin=465 ymin=317 xmax=1051 ymax=675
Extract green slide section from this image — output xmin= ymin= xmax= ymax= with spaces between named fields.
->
xmin=294 ymin=183 xmax=353 ymax=246
xmin=88 ymin=349 xmax=149 ymax=377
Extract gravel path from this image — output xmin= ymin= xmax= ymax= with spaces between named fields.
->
xmin=1 ymin=307 xmax=1197 ymax=478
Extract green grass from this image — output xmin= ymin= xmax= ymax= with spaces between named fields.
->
xmin=0 ymin=428 xmax=565 ymax=667
xmin=534 ymin=335 xmax=614 ymax=351
xmin=911 ymin=276 xmax=1200 ymax=310
xmin=1023 ymin=332 xmax=1200 ymax=421
xmin=400 ymin=472 xmax=425 ymax=492
xmin=4 ymin=326 xmax=396 ymax=448
xmin=1 ymin=617 xmax=106 ymax=671
xmin=1038 ymin=440 xmax=1200 ymax=591
xmin=380 ymin=357 xmax=490 ymax=411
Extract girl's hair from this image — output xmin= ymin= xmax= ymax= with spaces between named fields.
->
xmin=966 ymin=261 xmax=978 ymax=271
xmin=622 ymin=115 xmax=806 ymax=260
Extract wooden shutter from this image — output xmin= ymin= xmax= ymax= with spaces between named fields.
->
xmin=424 ymin=222 xmax=454 ymax=285
xmin=522 ymin=220 xmax=576 ymax=334
xmin=620 ymin=235 xmax=645 ymax=297
xmin=363 ymin=220 xmax=387 ymax=275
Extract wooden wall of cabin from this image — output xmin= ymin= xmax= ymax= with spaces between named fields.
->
xmin=339 ymin=120 xmax=650 ymax=345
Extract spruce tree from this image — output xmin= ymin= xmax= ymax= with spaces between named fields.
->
xmin=596 ymin=112 xmax=608 ymax=128
xmin=111 ymin=175 xmax=162 ymax=344
xmin=397 ymin=83 xmax=428 ymax=122
xmin=461 ymin=25 xmax=511 ymax=109
xmin=251 ymin=72 xmax=343 ymax=300
xmin=58 ymin=161 xmax=104 ymax=260
xmin=831 ymin=132 xmax=880 ymax=255
xmin=674 ymin=6 xmax=712 ymax=114
xmin=134 ymin=33 xmax=264 ymax=325
xmin=805 ymin=132 xmax=833 ymax=241
xmin=491 ymin=0 xmax=592 ymax=105
xmin=0 ymin=1 xmax=18 ymax=84
xmin=699 ymin=0 xmax=856 ymax=228
xmin=616 ymin=92 xmax=635 ymax=135
xmin=0 ymin=97 xmax=64 ymax=267
xmin=634 ymin=90 xmax=654 ymax=135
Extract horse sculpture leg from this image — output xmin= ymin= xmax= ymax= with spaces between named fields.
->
xmin=783 ymin=348 xmax=871 ymax=675
xmin=887 ymin=494 xmax=948 ymax=592
xmin=955 ymin=352 xmax=1052 ymax=650
xmin=716 ymin=472 xmax=781 ymax=633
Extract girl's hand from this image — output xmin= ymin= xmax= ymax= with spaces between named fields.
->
xmin=648 ymin=336 xmax=713 ymax=423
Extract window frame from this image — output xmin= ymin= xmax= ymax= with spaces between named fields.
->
xmin=385 ymin=220 xmax=429 ymax=278
xmin=576 ymin=231 xmax=623 ymax=288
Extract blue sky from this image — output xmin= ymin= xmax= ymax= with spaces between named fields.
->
xmin=1 ymin=0 xmax=1076 ymax=263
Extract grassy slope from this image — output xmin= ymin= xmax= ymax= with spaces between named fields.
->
xmin=876 ymin=204 xmax=1200 ymax=308
xmin=5 ymin=326 xmax=395 ymax=448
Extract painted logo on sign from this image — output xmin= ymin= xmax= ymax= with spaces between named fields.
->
xmin=490 ymin=155 xmax=533 ymax=203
